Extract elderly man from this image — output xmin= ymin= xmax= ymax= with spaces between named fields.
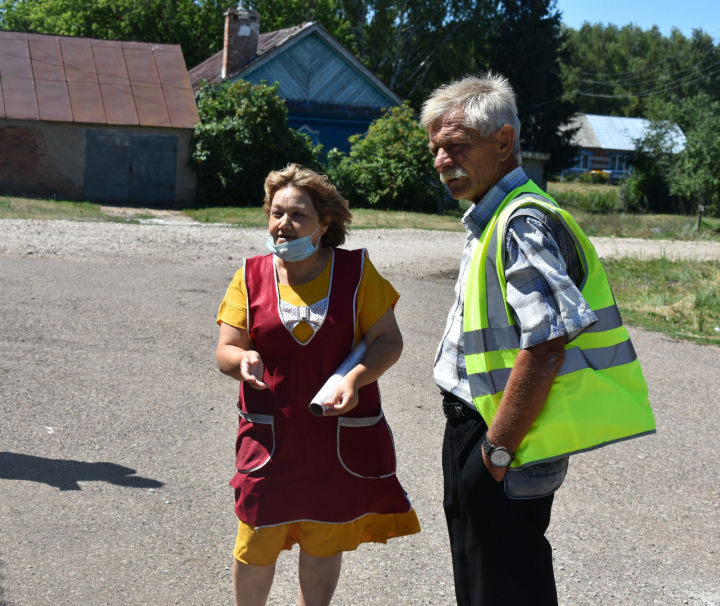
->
xmin=420 ymin=74 xmax=653 ymax=605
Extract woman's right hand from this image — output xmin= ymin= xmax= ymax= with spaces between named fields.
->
xmin=240 ymin=351 xmax=267 ymax=390
xmin=216 ymin=322 xmax=267 ymax=388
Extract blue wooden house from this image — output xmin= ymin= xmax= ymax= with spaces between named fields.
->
xmin=563 ymin=113 xmax=686 ymax=181
xmin=188 ymin=5 xmax=402 ymax=153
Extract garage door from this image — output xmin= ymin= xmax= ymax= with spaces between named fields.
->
xmin=84 ymin=131 xmax=177 ymax=204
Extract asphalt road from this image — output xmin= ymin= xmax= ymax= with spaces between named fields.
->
xmin=0 ymin=221 xmax=718 ymax=605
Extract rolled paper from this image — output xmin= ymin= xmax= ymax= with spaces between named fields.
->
xmin=309 ymin=340 xmax=368 ymax=416
xmin=309 ymin=403 xmax=331 ymax=417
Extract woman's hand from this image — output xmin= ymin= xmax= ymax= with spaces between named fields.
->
xmin=216 ymin=322 xmax=267 ymax=389
xmin=321 ymin=375 xmax=359 ymax=416
xmin=239 ymin=350 xmax=267 ymax=390
xmin=317 ymin=307 xmax=403 ymax=417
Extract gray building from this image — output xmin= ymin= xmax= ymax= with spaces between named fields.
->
xmin=0 ymin=31 xmax=199 ymax=206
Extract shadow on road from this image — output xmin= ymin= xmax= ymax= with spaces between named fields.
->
xmin=0 ymin=452 xmax=164 ymax=491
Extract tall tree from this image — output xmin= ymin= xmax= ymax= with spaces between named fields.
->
xmin=483 ymin=0 xmax=578 ymax=174
xmin=561 ymin=23 xmax=720 ymax=117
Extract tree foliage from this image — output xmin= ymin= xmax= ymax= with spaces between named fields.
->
xmin=561 ymin=23 xmax=720 ymax=117
xmin=621 ymin=121 xmax=680 ymax=213
xmin=666 ymin=95 xmax=720 ymax=215
xmin=192 ymin=80 xmax=321 ymax=206
xmin=325 ymin=103 xmax=450 ymax=212
xmin=482 ymin=0 xmax=577 ymax=174
xmin=623 ymin=94 xmax=720 ymax=215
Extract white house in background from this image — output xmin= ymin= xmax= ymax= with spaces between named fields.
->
xmin=563 ymin=113 xmax=686 ymax=181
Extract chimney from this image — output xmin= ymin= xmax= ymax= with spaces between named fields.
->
xmin=222 ymin=2 xmax=260 ymax=79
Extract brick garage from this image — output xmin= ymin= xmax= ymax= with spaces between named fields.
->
xmin=0 ymin=31 xmax=199 ymax=207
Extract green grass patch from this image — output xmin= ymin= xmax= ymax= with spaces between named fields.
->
xmin=547 ymin=181 xmax=720 ymax=240
xmin=570 ymin=209 xmax=720 ymax=241
xmin=0 ymin=196 xmax=109 ymax=221
xmin=604 ymin=257 xmax=720 ymax=346
xmin=186 ymin=205 xmax=464 ymax=231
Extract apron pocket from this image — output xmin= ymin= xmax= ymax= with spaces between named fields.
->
xmin=337 ymin=414 xmax=396 ymax=478
xmin=235 ymin=410 xmax=275 ymax=474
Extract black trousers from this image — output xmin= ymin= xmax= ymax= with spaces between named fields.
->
xmin=442 ymin=415 xmax=558 ymax=606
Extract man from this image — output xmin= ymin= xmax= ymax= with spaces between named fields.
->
xmin=420 ymin=74 xmax=653 ymax=605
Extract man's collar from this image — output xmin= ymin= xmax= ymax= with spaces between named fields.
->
xmin=462 ymin=167 xmax=529 ymax=235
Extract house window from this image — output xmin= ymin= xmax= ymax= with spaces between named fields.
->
xmin=608 ymin=153 xmax=627 ymax=173
xmin=574 ymin=150 xmax=592 ymax=171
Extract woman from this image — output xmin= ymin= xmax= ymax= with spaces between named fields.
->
xmin=216 ymin=164 xmax=420 ymax=606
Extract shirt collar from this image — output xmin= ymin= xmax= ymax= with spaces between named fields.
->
xmin=462 ymin=166 xmax=529 ymax=237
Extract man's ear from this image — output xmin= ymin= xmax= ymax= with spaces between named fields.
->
xmin=496 ymin=125 xmax=515 ymax=161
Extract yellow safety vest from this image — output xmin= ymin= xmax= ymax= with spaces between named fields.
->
xmin=464 ymin=180 xmax=655 ymax=468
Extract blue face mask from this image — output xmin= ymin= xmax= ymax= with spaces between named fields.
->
xmin=265 ymin=224 xmax=322 ymax=262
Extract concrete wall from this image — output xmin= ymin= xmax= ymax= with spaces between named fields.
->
xmin=0 ymin=119 xmax=196 ymax=207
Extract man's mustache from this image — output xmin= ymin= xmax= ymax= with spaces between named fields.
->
xmin=440 ymin=168 xmax=468 ymax=184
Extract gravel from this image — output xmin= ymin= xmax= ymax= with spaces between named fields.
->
xmin=2 ymin=217 xmax=720 ymax=271
xmin=1 ymin=218 xmax=718 ymax=606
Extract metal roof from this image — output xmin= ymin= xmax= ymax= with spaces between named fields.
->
xmin=567 ymin=113 xmax=685 ymax=153
xmin=0 ymin=31 xmax=199 ymax=129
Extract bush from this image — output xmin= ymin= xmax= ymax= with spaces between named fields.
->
xmin=191 ymin=80 xmax=321 ymax=205
xmin=577 ymin=170 xmax=610 ymax=184
xmin=325 ymin=103 xmax=451 ymax=213
xmin=553 ymin=189 xmax=619 ymax=213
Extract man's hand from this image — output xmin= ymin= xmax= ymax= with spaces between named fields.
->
xmin=482 ymin=450 xmax=508 ymax=482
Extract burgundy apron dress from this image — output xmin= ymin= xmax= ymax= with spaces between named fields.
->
xmin=230 ymin=248 xmax=413 ymax=528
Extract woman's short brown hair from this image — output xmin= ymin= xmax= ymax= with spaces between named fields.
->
xmin=263 ymin=164 xmax=352 ymax=248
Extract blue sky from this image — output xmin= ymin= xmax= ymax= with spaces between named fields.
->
xmin=554 ymin=0 xmax=720 ymax=39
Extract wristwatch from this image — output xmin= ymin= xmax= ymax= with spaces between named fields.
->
xmin=482 ymin=434 xmax=514 ymax=468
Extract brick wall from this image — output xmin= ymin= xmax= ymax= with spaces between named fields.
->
xmin=0 ymin=124 xmax=82 ymax=198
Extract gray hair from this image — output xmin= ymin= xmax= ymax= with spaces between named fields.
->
xmin=420 ymin=73 xmax=521 ymax=157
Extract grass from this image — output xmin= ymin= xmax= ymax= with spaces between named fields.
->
xmin=186 ymin=205 xmax=464 ymax=231
xmin=0 ymin=196 xmax=111 ymax=221
xmin=2 ymin=192 xmax=719 ymax=347
xmin=547 ymin=182 xmax=720 ymax=241
xmin=604 ymin=258 xmax=720 ymax=346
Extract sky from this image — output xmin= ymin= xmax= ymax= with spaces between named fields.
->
xmin=554 ymin=0 xmax=720 ymax=39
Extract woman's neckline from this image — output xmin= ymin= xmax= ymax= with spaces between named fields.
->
xmin=274 ymin=248 xmax=332 ymax=286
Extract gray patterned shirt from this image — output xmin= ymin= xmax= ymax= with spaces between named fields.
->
xmin=433 ymin=167 xmax=597 ymax=406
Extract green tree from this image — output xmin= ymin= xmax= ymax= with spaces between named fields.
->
xmin=621 ymin=120 xmax=680 ymax=213
xmin=561 ymin=23 xmax=720 ymax=117
xmin=623 ymin=94 xmax=720 ymax=216
xmin=666 ymin=95 xmax=720 ymax=215
xmin=246 ymin=0 xmax=353 ymax=48
xmin=192 ymin=80 xmax=321 ymax=205
xmin=325 ymin=102 xmax=449 ymax=212
xmin=482 ymin=0 xmax=578 ymax=175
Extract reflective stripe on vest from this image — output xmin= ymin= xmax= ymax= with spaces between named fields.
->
xmin=463 ymin=180 xmax=655 ymax=468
